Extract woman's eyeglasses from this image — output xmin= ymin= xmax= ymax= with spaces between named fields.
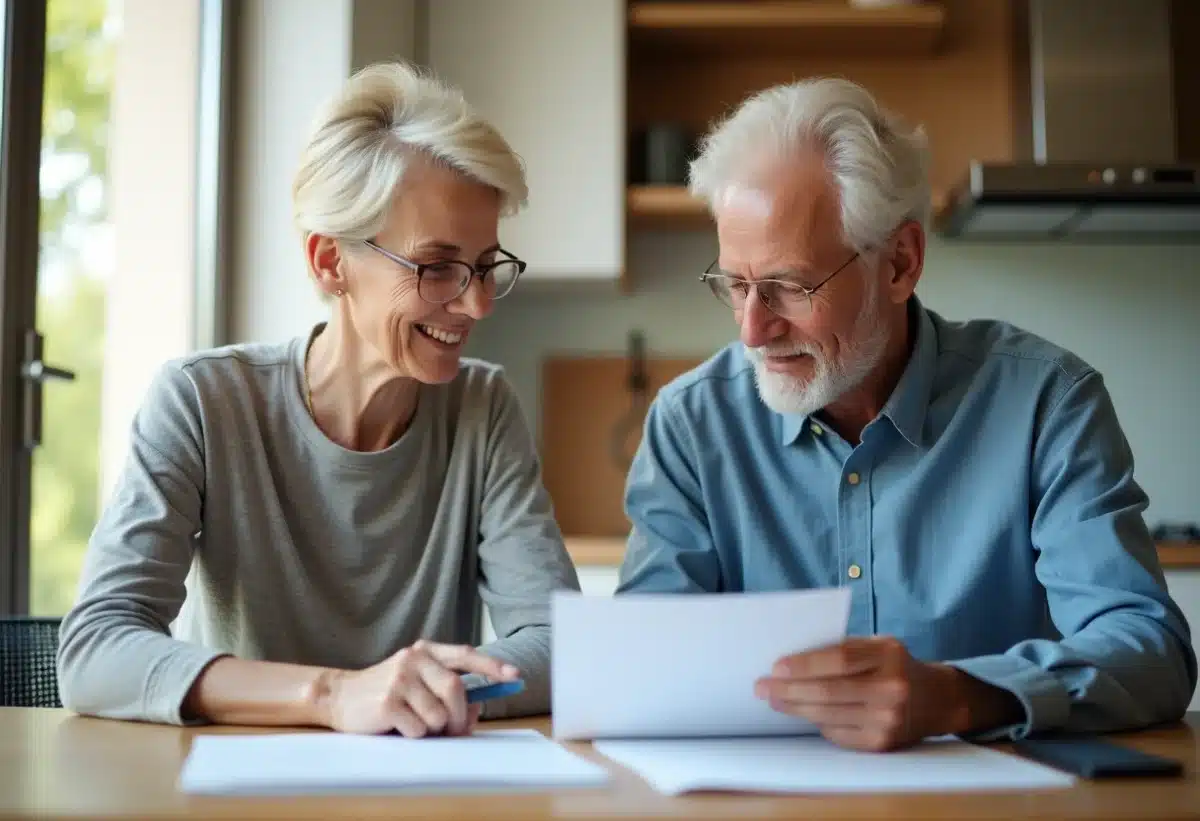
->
xmin=362 ymin=240 xmax=527 ymax=304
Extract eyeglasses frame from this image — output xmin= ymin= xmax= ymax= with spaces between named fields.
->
xmin=698 ymin=250 xmax=862 ymax=318
xmin=361 ymin=239 xmax=528 ymax=303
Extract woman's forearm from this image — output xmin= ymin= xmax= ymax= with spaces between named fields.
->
xmin=183 ymin=655 xmax=339 ymax=727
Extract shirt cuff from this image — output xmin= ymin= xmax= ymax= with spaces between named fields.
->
xmin=946 ymin=654 xmax=1071 ymax=740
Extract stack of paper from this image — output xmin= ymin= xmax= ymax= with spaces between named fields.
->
xmin=178 ymin=729 xmax=609 ymax=795
xmin=551 ymin=588 xmax=1075 ymax=795
xmin=592 ymin=736 xmax=1075 ymax=796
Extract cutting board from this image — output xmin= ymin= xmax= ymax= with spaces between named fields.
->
xmin=542 ymin=355 xmax=706 ymax=537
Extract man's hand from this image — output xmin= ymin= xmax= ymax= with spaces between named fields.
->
xmin=754 ymin=636 xmax=1023 ymax=751
xmin=319 ymin=640 xmax=520 ymax=737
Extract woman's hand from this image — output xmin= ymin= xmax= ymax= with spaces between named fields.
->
xmin=321 ymin=640 xmax=520 ymax=737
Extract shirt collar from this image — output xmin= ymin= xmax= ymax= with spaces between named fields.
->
xmin=779 ymin=411 xmax=811 ymax=446
xmin=880 ymin=297 xmax=938 ymax=448
xmin=776 ymin=296 xmax=938 ymax=448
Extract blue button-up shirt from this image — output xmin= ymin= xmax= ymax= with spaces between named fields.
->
xmin=618 ymin=299 xmax=1196 ymax=738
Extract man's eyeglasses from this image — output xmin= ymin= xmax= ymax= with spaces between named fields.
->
xmin=362 ymin=240 xmax=527 ymax=304
xmin=699 ymin=251 xmax=860 ymax=319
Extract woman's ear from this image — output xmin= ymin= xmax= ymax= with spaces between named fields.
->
xmin=305 ymin=233 xmax=347 ymax=298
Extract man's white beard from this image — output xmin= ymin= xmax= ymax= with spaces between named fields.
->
xmin=744 ymin=280 xmax=890 ymax=417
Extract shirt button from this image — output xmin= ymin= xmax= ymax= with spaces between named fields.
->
xmin=847 ymin=472 xmax=861 ymax=485
xmin=811 ymin=423 xmax=824 ymax=436
xmin=848 ymin=564 xmax=862 ymax=579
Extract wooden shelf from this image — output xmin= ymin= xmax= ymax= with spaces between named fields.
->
xmin=627 ymin=2 xmax=1021 ymax=220
xmin=626 ymin=184 xmax=709 ymax=228
xmin=628 ymin=1 xmax=947 ymax=58
xmin=567 ymin=537 xmax=1200 ymax=571
xmin=628 ymin=184 xmax=949 ymax=228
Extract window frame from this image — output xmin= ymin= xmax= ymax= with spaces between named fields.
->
xmin=0 ymin=0 xmax=49 ymax=616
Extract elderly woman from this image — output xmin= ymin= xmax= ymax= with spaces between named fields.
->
xmin=56 ymin=61 xmax=580 ymax=737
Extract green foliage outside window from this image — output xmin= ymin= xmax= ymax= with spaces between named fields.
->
xmin=31 ymin=0 xmax=116 ymax=615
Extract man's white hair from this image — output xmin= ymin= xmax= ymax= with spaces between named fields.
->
xmin=688 ymin=77 xmax=931 ymax=253
xmin=292 ymin=61 xmax=528 ymax=242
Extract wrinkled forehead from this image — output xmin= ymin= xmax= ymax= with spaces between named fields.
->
xmin=712 ymin=160 xmax=843 ymax=271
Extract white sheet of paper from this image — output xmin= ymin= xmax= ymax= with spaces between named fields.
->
xmin=593 ymin=736 xmax=1076 ymax=796
xmin=177 ymin=729 xmax=609 ymax=795
xmin=550 ymin=587 xmax=852 ymax=740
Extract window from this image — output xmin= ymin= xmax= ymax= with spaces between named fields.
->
xmin=0 ymin=0 xmax=230 ymax=615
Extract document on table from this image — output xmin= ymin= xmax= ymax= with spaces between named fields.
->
xmin=592 ymin=735 xmax=1076 ymax=796
xmin=177 ymin=729 xmax=609 ymax=795
xmin=550 ymin=587 xmax=852 ymax=740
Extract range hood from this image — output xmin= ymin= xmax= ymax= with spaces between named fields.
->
xmin=936 ymin=0 xmax=1200 ymax=240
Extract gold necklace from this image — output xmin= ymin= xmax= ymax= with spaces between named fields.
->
xmin=303 ymin=340 xmax=316 ymax=416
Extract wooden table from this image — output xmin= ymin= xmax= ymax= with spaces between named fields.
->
xmin=1 ymin=708 xmax=1196 ymax=820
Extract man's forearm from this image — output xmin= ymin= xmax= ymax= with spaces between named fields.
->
xmin=183 ymin=656 xmax=339 ymax=727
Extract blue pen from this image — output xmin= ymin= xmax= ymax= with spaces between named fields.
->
xmin=465 ymin=679 xmax=525 ymax=704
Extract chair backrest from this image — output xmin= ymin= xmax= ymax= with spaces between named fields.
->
xmin=0 ymin=617 xmax=63 ymax=708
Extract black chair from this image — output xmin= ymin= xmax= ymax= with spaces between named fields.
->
xmin=0 ymin=616 xmax=63 ymax=707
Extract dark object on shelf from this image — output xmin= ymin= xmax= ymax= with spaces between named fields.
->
xmin=0 ymin=616 xmax=62 ymax=708
xmin=609 ymin=330 xmax=650 ymax=470
xmin=629 ymin=124 xmax=696 ymax=185
xmin=1151 ymin=523 xmax=1200 ymax=542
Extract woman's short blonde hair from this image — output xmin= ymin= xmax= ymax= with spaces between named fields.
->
xmin=292 ymin=61 xmax=528 ymax=242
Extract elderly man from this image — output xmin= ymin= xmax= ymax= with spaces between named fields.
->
xmin=617 ymin=77 xmax=1196 ymax=752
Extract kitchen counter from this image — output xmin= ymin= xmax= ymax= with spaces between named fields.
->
xmin=563 ymin=536 xmax=630 ymax=567
xmin=1158 ymin=542 xmax=1200 ymax=569
xmin=565 ymin=537 xmax=1200 ymax=570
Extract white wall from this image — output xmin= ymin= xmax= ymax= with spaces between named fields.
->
xmin=230 ymin=0 xmax=422 ymax=344
xmin=230 ymin=0 xmax=352 ymax=344
xmin=351 ymin=0 xmax=420 ymax=72
xmin=101 ymin=0 xmax=200 ymax=500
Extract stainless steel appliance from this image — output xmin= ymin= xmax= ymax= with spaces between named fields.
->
xmin=936 ymin=0 xmax=1200 ymax=240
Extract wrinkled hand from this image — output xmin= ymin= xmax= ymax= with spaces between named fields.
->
xmin=754 ymin=636 xmax=965 ymax=752
xmin=325 ymin=640 xmax=520 ymax=737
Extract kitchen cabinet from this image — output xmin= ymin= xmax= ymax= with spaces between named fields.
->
xmin=425 ymin=0 xmax=626 ymax=287
xmin=542 ymin=355 xmax=707 ymax=538
xmin=577 ymin=566 xmax=621 ymax=596
xmin=426 ymin=1 xmax=1017 ymax=273
xmin=625 ymin=0 xmax=1019 ymax=230
xmin=1164 ymin=570 xmax=1200 ymax=712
